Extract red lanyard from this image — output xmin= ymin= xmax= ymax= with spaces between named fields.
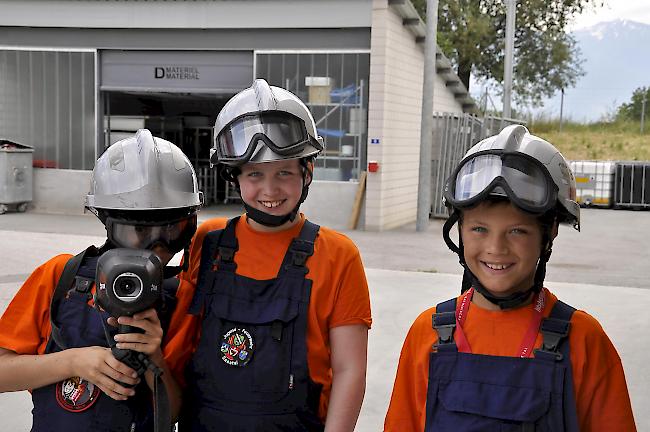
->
xmin=454 ymin=287 xmax=546 ymax=358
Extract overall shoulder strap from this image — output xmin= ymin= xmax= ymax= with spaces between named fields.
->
xmin=432 ymin=298 xmax=458 ymax=352
xmin=534 ymin=299 xmax=576 ymax=361
xmin=158 ymin=277 xmax=181 ymax=334
xmin=189 ymin=217 xmax=239 ymax=315
xmin=49 ymin=246 xmax=97 ymax=350
xmin=279 ymin=220 xmax=320 ymax=276
xmin=216 ymin=216 xmax=240 ymax=264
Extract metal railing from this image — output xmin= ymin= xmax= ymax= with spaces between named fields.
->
xmin=430 ymin=113 xmax=525 ymax=218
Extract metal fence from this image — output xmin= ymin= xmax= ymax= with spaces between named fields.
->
xmin=430 ymin=113 xmax=524 ymax=218
xmin=614 ymin=162 xmax=650 ymax=209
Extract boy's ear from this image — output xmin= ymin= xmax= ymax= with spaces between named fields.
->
xmin=303 ymin=160 xmax=314 ymax=187
xmin=551 ymin=220 xmax=559 ymax=240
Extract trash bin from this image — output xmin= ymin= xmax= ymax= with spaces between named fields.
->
xmin=0 ymin=139 xmax=34 ymax=214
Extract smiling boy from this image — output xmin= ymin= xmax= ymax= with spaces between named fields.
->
xmin=384 ymin=125 xmax=636 ymax=431
xmin=165 ymin=80 xmax=371 ymax=431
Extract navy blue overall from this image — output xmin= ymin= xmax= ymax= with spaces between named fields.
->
xmin=182 ymin=217 xmax=323 ymax=432
xmin=31 ymin=246 xmax=178 ymax=432
xmin=424 ymin=297 xmax=580 ymax=432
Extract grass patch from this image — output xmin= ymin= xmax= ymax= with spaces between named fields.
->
xmin=527 ymin=120 xmax=650 ymax=161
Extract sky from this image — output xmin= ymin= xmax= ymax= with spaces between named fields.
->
xmin=570 ymin=0 xmax=650 ymax=29
xmin=470 ymin=0 xmax=650 ymax=119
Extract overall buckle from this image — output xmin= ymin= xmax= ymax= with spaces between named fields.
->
xmin=534 ymin=317 xmax=571 ymax=361
xmin=432 ymin=311 xmax=457 ymax=350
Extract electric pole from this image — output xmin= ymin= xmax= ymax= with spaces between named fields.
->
xmin=416 ymin=0 xmax=438 ymax=232
xmin=560 ymin=89 xmax=564 ymax=132
xmin=503 ymin=0 xmax=516 ymax=119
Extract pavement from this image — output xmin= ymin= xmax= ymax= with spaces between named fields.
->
xmin=0 ymin=206 xmax=649 ymax=431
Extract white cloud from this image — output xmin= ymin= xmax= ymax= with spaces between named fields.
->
xmin=570 ymin=0 xmax=650 ymax=30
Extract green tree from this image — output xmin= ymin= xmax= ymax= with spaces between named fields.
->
xmin=616 ymin=87 xmax=650 ymax=121
xmin=412 ymin=0 xmax=602 ymax=107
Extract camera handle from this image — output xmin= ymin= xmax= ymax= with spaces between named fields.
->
xmin=101 ymin=320 xmax=171 ymax=432
xmin=110 ymin=324 xmax=167 ymax=381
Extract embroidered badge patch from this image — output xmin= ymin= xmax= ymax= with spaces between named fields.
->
xmin=220 ymin=327 xmax=254 ymax=367
xmin=56 ymin=377 xmax=100 ymax=412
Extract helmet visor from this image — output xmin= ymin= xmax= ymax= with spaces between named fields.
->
xmin=215 ymin=112 xmax=311 ymax=163
xmin=107 ymin=216 xmax=197 ymax=253
xmin=448 ymin=152 xmax=557 ymax=213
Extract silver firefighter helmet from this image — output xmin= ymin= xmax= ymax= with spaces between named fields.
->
xmin=86 ymin=129 xmax=203 ymax=215
xmin=444 ymin=124 xmax=580 ymax=230
xmin=212 ymin=79 xmax=323 ymax=166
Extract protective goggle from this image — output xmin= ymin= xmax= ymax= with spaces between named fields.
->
xmin=212 ymin=112 xmax=318 ymax=166
xmin=444 ymin=150 xmax=558 ymax=215
xmin=106 ymin=215 xmax=197 ymax=254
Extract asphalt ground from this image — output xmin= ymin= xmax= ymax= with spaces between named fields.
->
xmin=0 ymin=206 xmax=648 ymax=431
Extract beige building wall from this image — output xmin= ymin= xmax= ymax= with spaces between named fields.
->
xmin=434 ymin=72 xmax=464 ymax=113
xmin=366 ymin=0 xmax=463 ymax=231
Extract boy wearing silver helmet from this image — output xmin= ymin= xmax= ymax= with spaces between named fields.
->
xmin=168 ymin=79 xmax=372 ymax=431
xmin=0 ymin=130 xmax=202 ymax=431
xmin=385 ymin=125 xmax=636 ymax=431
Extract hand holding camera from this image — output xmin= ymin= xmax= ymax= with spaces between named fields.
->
xmin=95 ymin=248 xmax=165 ymax=379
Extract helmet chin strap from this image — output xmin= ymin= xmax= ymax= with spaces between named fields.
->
xmin=443 ymin=209 xmax=554 ymax=310
xmin=243 ymin=202 xmax=297 ymax=227
xmin=242 ymin=158 xmax=313 ymax=228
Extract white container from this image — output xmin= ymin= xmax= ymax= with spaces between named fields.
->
xmin=305 ymin=76 xmax=331 ymax=87
xmin=103 ymin=116 xmax=146 ymax=131
xmin=305 ymin=76 xmax=332 ymax=104
xmin=569 ymin=160 xmax=616 ymax=207
xmin=341 ymin=145 xmax=354 ymax=156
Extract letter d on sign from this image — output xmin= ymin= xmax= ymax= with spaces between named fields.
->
xmin=154 ymin=67 xmax=165 ymax=79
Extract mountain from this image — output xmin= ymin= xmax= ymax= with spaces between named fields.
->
xmin=538 ymin=19 xmax=650 ymax=122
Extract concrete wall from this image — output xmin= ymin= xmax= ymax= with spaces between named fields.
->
xmin=28 ymin=169 xmax=358 ymax=230
xmin=31 ymin=168 xmax=91 ymax=215
xmin=0 ymin=0 xmax=371 ymax=30
xmin=434 ymin=72 xmax=464 ymax=113
xmin=302 ymin=180 xmax=360 ymax=230
xmin=365 ymin=0 xmax=463 ymax=231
